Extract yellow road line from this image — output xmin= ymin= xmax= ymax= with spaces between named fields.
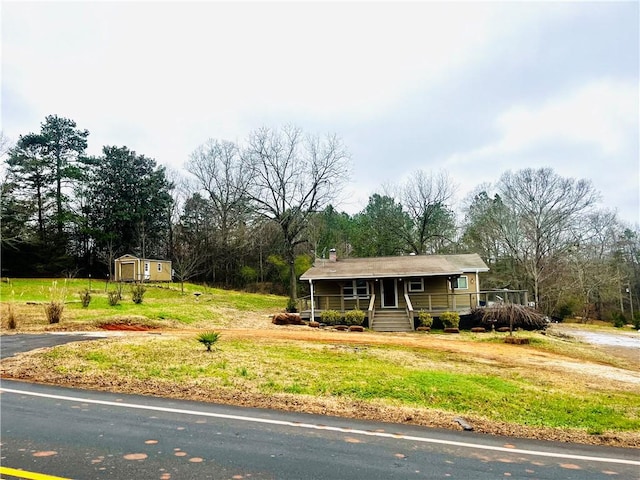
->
xmin=0 ymin=466 xmax=72 ymax=480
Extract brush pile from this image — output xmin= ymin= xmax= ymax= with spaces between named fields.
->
xmin=470 ymin=303 xmax=548 ymax=331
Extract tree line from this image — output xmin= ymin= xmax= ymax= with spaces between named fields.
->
xmin=2 ymin=115 xmax=638 ymax=322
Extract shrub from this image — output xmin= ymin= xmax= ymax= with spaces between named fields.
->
xmin=440 ymin=311 xmax=460 ymax=329
xmin=612 ymin=312 xmax=627 ymax=328
xmin=107 ymin=283 xmax=124 ymax=306
xmin=6 ymin=303 xmax=17 ymax=329
xmin=79 ymin=288 xmax=91 ymax=308
xmin=240 ymin=266 xmax=258 ymax=284
xmin=321 ymin=309 xmax=343 ymax=326
xmin=418 ymin=310 xmax=433 ymax=328
xmin=107 ymin=290 xmax=121 ymax=306
xmin=556 ymin=300 xmax=577 ymax=320
xmin=286 ymin=297 xmax=298 ymax=313
xmin=131 ymin=284 xmax=146 ymax=304
xmin=197 ymin=331 xmax=221 ymax=352
xmin=344 ymin=309 xmax=365 ymax=326
xmin=45 ymin=281 xmax=66 ymax=324
xmin=44 ymin=301 xmax=64 ymax=324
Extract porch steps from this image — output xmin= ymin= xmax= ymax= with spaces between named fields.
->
xmin=371 ymin=310 xmax=413 ymax=332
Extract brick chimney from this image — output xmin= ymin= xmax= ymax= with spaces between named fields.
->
xmin=329 ymin=248 xmax=337 ymax=262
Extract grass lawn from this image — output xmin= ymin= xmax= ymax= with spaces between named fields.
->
xmin=0 ymin=278 xmax=287 ymax=328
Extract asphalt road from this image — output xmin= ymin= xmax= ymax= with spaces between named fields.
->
xmin=1 ymin=333 xmax=107 ymax=360
xmin=1 ymin=334 xmax=639 ymax=479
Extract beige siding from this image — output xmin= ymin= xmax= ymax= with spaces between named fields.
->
xmin=149 ymin=261 xmax=172 ymax=281
xmin=312 ymin=280 xmax=372 ymax=311
xmin=114 ymin=256 xmax=172 ymax=282
xmin=406 ymin=277 xmax=448 ymax=310
xmin=452 ymin=275 xmax=476 ymax=309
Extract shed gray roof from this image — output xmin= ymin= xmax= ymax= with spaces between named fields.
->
xmin=300 ymin=253 xmax=488 ymax=281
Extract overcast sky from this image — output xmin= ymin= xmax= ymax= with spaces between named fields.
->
xmin=2 ymin=1 xmax=638 ymax=225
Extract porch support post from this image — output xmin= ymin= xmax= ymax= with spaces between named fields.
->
xmin=475 ymin=271 xmax=480 ymax=308
xmin=309 ymin=280 xmax=315 ymax=321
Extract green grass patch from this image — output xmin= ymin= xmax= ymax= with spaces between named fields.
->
xmin=1 ymin=278 xmax=287 ymax=328
xmin=34 ymin=338 xmax=640 ymax=434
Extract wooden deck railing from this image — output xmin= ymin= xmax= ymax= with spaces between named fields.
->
xmin=404 ymin=292 xmax=415 ymax=331
xmin=367 ymin=294 xmax=376 ymax=324
xmin=297 ymin=289 xmax=529 ymax=317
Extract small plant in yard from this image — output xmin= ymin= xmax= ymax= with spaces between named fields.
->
xmin=440 ymin=311 xmax=460 ymax=329
xmin=79 ymin=288 xmax=91 ymax=308
xmin=6 ymin=303 xmax=18 ymax=329
xmin=418 ymin=310 xmax=433 ymax=328
xmin=131 ymin=283 xmax=146 ymax=304
xmin=321 ymin=309 xmax=343 ymax=326
xmin=108 ymin=283 xmax=124 ymax=306
xmin=197 ymin=331 xmax=221 ymax=352
xmin=5 ymin=290 xmax=18 ymax=329
xmin=286 ymin=297 xmax=298 ymax=313
xmin=44 ymin=301 xmax=64 ymax=324
xmin=45 ymin=281 xmax=67 ymax=324
xmin=344 ymin=309 xmax=365 ymax=326
xmin=107 ymin=290 xmax=121 ymax=306
xmin=612 ymin=311 xmax=626 ymax=328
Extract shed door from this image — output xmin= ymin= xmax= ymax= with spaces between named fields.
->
xmin=121 ymin=263 xmax=134 ymax=281
xmin=381 ymin=279 xmax=397 ymax=308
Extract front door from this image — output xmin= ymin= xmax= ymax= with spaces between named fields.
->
xmin=381 ymin=278 xmax=397 ymax=308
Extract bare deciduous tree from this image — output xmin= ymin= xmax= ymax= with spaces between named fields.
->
xmin=244 ymin=125 xmax=350 ymax=300
xmin=187 ymin=139 xmax=252 ymax=284
xmin=187 ymin=140 xmax=251 ymax=238
xmin=568 ymin=210 xmax=621 ymax=321
xmin=497 ymin=168 xmax=599 ymax=309
xmin=399 ymin=169 xmax=456 ymax=254
xmin=172 ymin=231 xmax=208 ymax=294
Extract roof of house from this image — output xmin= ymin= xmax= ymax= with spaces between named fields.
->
xmin=299 ymin=253 xmax=488 ymax=281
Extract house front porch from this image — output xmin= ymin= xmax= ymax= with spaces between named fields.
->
xmin=298 ymin=289 xmax=529 ymax=332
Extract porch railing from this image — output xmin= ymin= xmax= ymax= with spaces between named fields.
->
xmin=367 ymin=294 xmax=376 ymax=324
xmin=297 ymin=289 xmax=529 ymax=318
xmin=404 ymin=292 xmax=415 ymax=330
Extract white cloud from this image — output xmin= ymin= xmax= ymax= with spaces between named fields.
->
xmin=442 ymin=79 xmax=639 ymax=223
xmin=495 ymin=81 xmax=637 ymax=156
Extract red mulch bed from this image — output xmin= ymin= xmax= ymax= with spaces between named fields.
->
xmin=99 ymin=324 xmax=156 ymax=331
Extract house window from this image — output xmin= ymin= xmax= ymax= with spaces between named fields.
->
xmin=343 ymin=280 xmax=369 ymax=299
xmin=453 ymin=276 xmax=468 ymax=289
xmin=408 ymin=278 xmax=424 ymax=292
xmin=157 ymin=263 xmax=162 ymax=272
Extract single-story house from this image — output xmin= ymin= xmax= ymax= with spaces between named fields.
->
xmin=299 ymin=251 xmax=491 ymax=332
xmin=114 ymin=255 xmax=172 ymax=282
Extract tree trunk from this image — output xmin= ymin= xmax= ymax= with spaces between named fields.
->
xmin=289 ymin=259 xmax=297 ymax=300
xmin=56 ymin=150 xmax=63 ymax=236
